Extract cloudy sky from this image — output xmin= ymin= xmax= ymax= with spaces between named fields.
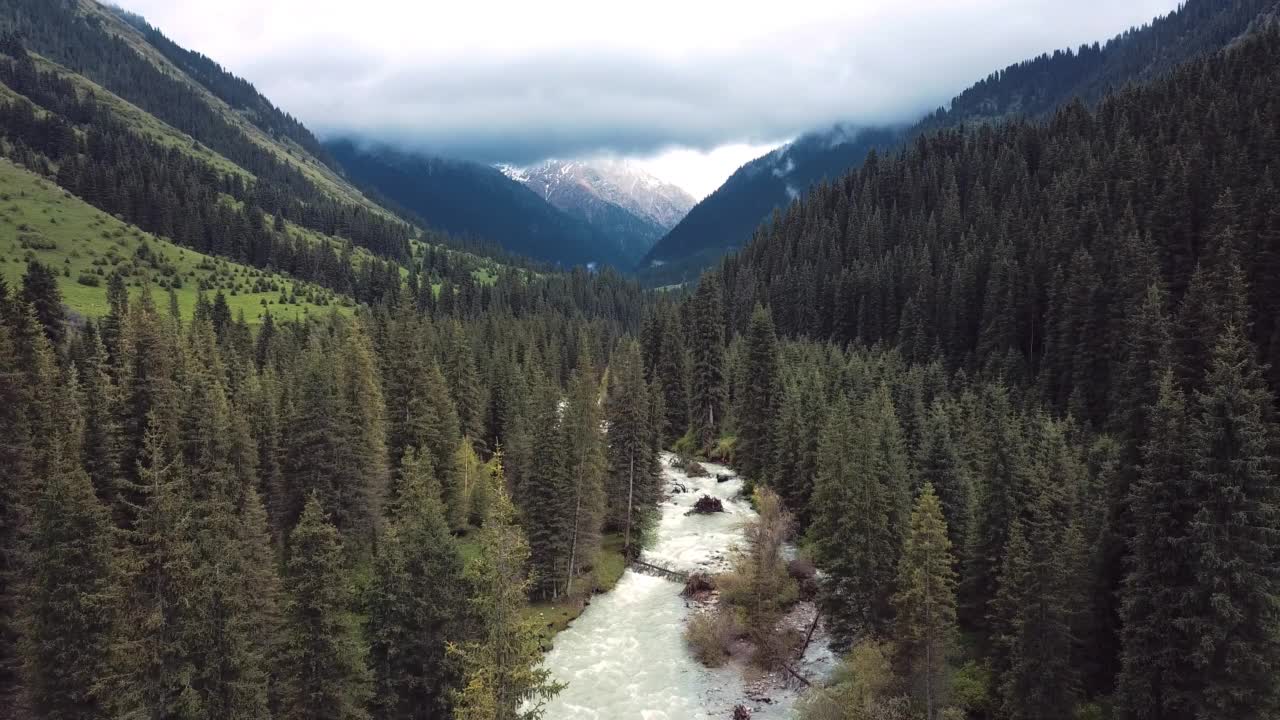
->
xmin=115 ymin=0 xmax=1181 ymax=198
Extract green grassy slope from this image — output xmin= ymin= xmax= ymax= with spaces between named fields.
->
xmin=0 ymin=158 xmax=348 ymax=323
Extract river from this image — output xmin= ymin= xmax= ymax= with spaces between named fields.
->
xmin=537 ymin=453 xmax=834 ymax=720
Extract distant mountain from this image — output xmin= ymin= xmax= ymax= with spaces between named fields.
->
xmin=500 ymin=159 xmax=695 ymax=263
xmin=642 ymin=0 xmax=1280 ymax=285
xmin=640 ymin=125 xmax=902 ymax=284
xmin=328 ymin=141 xmax=628 ymax=268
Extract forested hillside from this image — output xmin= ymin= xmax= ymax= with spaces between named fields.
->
xmin=327 ymin=140 xmax=631 ymax=268
xmin=642 ymin=0 xmax=1279 ymax=284
xmin=646 ymin=25 xmax=1280 ymax=719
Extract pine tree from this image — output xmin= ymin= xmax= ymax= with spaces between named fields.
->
xmin=450 ymin=479 xmax=563 ymax=720
xmin=522 ymin=374 xmax=573 ymax=599
xmin=443 ymin=319 xmax=484 ymax=441
xmin=961 ymin=385 xmax=1031 ymax=640
xmin=605 ymin=340 xmax=656 ymax=553
xmin=689 ymin=273 xmax=727 ymax=446
xmin=19 ymin=448 xmax=116 ymax=720
xmin=892 ymin=484 xmax=958 ymax=720
xmin=279 ymin=496 xmax=371 ymax=720
xmin=106 ymin=425 xmax=204 ymax=720
xmin=368 ymin=449 xmax=468 ymax=719
xmin=1118 ymin=372 xmax=1194 ymax=720
xmin=737 ymin=304 xmax=780 ymax=485
xmin=990 ymin=472 xmax=1080 ymax=720
xmin=1178 ymin=326 xmax=1280 ymax=719
xmin=562 ymin=357 xmax=607 ymax=597
xmin=810 ymin=390 xmax=907 ymax=644
xmin=21 ymin=260 xmax=65 ymax=348
xmin=916 ymin=401 xmax=971 ymax=562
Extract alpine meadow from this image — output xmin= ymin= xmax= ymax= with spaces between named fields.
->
xmin=1 ymin=1 xmax=1279 ymax=720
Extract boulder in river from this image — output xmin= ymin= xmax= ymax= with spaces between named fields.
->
xmin=733 ymin=704 xmax=752 ymax=719
xmin=685 ymin=461 xmax=710 ymax=478
xmin=689 ymin=495 xmax=725 ymax=514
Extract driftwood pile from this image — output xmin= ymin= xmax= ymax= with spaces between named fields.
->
xmin=689 ymin=494 xmax=725 ymax=514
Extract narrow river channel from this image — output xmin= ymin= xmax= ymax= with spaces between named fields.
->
xmin=537 ymin=454 xmax=833 ymax=720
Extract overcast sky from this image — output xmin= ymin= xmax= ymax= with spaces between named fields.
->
xmin=114 ymin=0 xmax=1182 ymax=198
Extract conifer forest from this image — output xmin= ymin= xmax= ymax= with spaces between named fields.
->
xmin=1 ymin=0 xmax=1279 ymax=719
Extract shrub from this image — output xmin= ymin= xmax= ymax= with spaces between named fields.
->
xmin=682 ymin=572 xmax=717 ymax=598
xmin=684 ymin=610 xmax=736 ymax=668
xmin=76 ymin=273 xmax=100 ymax=287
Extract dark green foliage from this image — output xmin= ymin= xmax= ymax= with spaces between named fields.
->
xmin=367 ymin=449 xmax=468 ymax=719
xmin=737 ymin=304 xmax=779 ymax=484
xmin=20 ymin=260 xmax=64 ymax=347
xmin=606 ymin=340 xmax=659 ymax=551
xmin=1179 ymin=327 xmax=1280 ymax=718
xmin=522 ymin=374 xmax=574 ymax=599
xmin=689 ymin=273 xmax=727 ymax=445
xmin=280 ymin=497 xmax=371 ymax=720
xmin=19 ymin=449 xmax=116 ymax=720
xmin=810 ymin=388 xmax=910 ymax=644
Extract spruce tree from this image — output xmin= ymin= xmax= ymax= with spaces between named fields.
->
xmin=810 ymin=391 xmax=906 ymax=644
xmin=1178 ymin=326 xmax=1280 ymax=719
xmin=892 ymin=484 xmax=958 ymax=720
xmin=737 ymin=303 xmax=780 ymax=485
xmin=368 ymin=449 xmax=468 ymax=719
xmin=689 ymin=273 xmax=727 ymax=446
xmin=1117 ymin=370 xmax=1194 ymax=719
xmin=916 ymin=401 xmax=971 ymax=562
xmin=522 ymin=374 xmax=573 ymax=599
xmin=562 ymin=358 xmax=607 ymax=597
xmin=450 ymin=479 xmax=563 ymax=720
xmin=605 ymin=340 xmax=655 ymax=553
xmin=279 ymin=496 xmax=371 ymax=720
xmin=21 ymin=260 xmax=65 ymax=348
xmin=19 ymin=449 xmax=116 ymax=720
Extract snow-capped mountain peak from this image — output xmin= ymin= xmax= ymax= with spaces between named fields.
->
xmin=498 ymin=158 xmax=696 ymax=232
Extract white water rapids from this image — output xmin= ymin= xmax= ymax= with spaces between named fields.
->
xmin=537 ymin=454 xmax=834 ymax=720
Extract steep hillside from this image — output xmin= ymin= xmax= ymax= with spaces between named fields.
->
xmin=0 ymin=0 xmax=378 ymax=213
xmin=328 ymin=140 xmax=629 ymax=268
xmin=641 ymin=125 xmax=901 ymax=284
xmin=642 ymin=0 xmax=1280 ymax=284
xmin=0 ymin=158 xmax=346 ymax=322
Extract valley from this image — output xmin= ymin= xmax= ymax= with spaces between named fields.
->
xmin=1 ymin=1 xmax=1279 ymax=720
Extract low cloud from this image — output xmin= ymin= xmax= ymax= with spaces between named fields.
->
xmin=118 ymin=0 xmax=1182 ymax=166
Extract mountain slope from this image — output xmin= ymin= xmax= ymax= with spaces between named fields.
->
xmin=502 ymin=159 xmax=695 ymax=262
xmin=641 ymin=125 xmax=901 ymax=283
xmin=0 ymin=0 xmax=521 ymax=315
xmin=328 ymin=141 xmax=628 ymax=268
xmin=643 ymin=0 xmax=1280 ymax=284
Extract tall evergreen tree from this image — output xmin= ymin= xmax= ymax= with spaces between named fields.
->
xmin=279 ymin=496 xmax=371 ymax=720
xmin=522 ymin=374 xmax=573 ymax=599
xmin=689 ymin=273 xmax=727 ymax=445
xmin=605 ymin=340 xmax=656 ymax=553
xmin=1118 ymin=370 xmax=1195 ymax=720
xmin=737 ymin=303 xmax=780 ymax=485
xmin=562 ymin=357 xmax=607 ymax=597
xmin=21 ymin=260 xmax=65 ymax=348
xmin=1178 ymin=326 xmax=1280 ymax=719
xmin=368 ymin=449 xmax=468 ymax=720
xmin=450 ymin=476 xmax=563 ymax=720
xmin=892 ymin=484 xmax=958 ymax=720
xmin=19 ymin=448 xmax=116 ymax=720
